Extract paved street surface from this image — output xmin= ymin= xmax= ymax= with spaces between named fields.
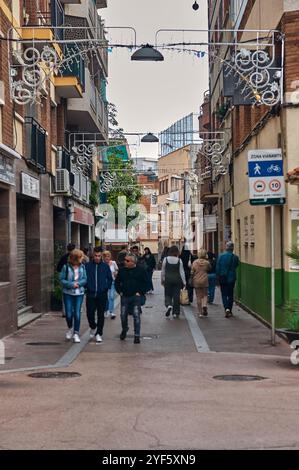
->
xmin=0 ymin=273 xmax=298 ymax=450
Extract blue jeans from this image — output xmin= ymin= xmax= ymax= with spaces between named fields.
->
xmin=63 ymin=294 xmax=84 ymax=334
xmin=208 ymin=273 xmax=217 ymax=303
xmin=107 ymin=281 xmax=116 ymax=313
xmin=220 ymin=282 xmax=236 ymax=311
xmin=120 ymin=295 xmax=141 ymax=336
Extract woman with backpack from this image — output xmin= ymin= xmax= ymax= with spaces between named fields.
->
xmin=59 ymin=249 xmax=87 ymax=343
xmin=161 ymin=245 xmax=186 ymax=319
xmin=191 ymin=249 xmax=211 ymax=317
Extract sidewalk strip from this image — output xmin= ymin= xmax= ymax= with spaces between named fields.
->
xmin=183 ymin=306 xmax=211 ymax=353
xmin=0 ymin=297 xmax=121 ymax=374
xmin=54 ymin=329 xmax=91 ymax=368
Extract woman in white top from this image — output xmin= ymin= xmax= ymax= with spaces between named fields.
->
xmin=161 ymin=245 xmax=186 ymax=318
xmin=103 ymin=250 xmax=118 ymax=318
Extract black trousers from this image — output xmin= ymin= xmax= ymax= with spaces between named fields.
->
xmin=164 ymin=282 xmax=181 ymax=315
xmin=86 ymin=292 xmax=108 ymax=336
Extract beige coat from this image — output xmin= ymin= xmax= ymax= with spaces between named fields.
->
xmin=191 ymin=259 xmax=210 ymax=288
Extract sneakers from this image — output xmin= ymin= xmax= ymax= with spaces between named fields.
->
xmin=203 ymin=307 xmax=208 ymax=317
xmin=73 ymin=333 xmax=80 ymax=343
xmin=225 ymin=309 xmax=232 ymax=318
xmin=89 ymin=328 xmax=97 ymax=339
xmin=65 ymin=328 xmax=73 ymax=340
xmin=95 ymin=334 xmax=103 ymax=343
xmin=134 ymin=336 xmax=140 ymax=344
xmin=104 ymin=311 xmax=110 ymax=318
xmin=110 ymin=313 xmax=116 ymax=319
xmin=198 ymin=313 xmax=203 ymax=318
xmin=173 ymin=314 xmax=179 ymax=319
xmin=165 ymin=306 xmax=172 ymax=317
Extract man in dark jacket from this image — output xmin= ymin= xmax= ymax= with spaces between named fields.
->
xmin=216 ymin=242 xmax=239 ymax=318
xmin=85 ymin=247 xmax=113 ymax=343
xmin=115 ymin=253 xmax=148 ymax=344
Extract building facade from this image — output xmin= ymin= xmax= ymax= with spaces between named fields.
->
xmin=0 ymin=0 xmax=108 ymax=337
xmin=157 ymin=145 xmax=202 ymax=257
xmin=208 ymin=0 xmax=299 ymax=326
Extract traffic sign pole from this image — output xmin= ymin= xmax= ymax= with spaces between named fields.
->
xmin=271 ymin=205 xmax=276 ymax=346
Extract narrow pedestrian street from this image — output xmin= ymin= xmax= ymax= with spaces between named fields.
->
xmin=0 ymin=274 xmax=297 ymax=450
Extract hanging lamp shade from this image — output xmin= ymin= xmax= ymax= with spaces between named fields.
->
xmin=131 ymin=44 xmax=164 ymax=62
xmin=141 ymin=133 xmax=159 ymax=143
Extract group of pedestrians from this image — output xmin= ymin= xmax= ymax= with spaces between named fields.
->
xmin=59 ymin=247 xmax=113 ymax=343
xmin=57 ymin=241 xmax=239 ymax=345
xmin=57 ymin=244 xmax=150 ymax=344
xmin=161 ymin=241 xmax=239 ymax=319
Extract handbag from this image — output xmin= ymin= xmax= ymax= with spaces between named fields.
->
xmin=180 ymin=288 xmax=190 ymax=305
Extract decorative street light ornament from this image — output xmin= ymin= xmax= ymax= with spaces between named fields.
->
xmin=156 ymin=28 xmax=284 ymax=107
xmin=222 ymin=47 xmax=282 ymax=106
xmin=99 ymin=171 xmax=139 ymax=193
xmin=8 ymin=27 xmax=283 ymax=107
xmin=198 ymin=132 xmax=230 ymax=179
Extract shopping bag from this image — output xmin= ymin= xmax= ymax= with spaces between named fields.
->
xmin=180 ymin=288 xmax=189 ymax=305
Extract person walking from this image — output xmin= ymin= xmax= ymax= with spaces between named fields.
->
xmin=180 ymin=246 xmax=196 ymax=304
xmin=216 ymin=241 xmax=240 ymax=318
xmin=142 ymin=247 xmax=156 ymax=293
xmin=82 ymin=247 xmax=90 ymax=264
xmin=117 ymin=245 xmax=128 ymax=269
xmin=131 ymin=245 xmax=146 ymax=269
xmin=59 ymin=249 xmax=87 ymax=343
xmin=207 ymin=251 xmax=217 ymax=304
xmin=56 ymin=243 xmax=76 ymax=272
xmin=115 ymin=253 xmax=148 ymax=344
xmin=158 ymin=245 xmax=169 ymax=270
xmin=85 ymin=247 xmax=113 ymax=343
xmin=191 ymin=249 xmax=211 ymax=317
xmin=161 ymin=245 xmax=186 ymax=319
xmin=102 ymin=250 xmax=118 ymax=319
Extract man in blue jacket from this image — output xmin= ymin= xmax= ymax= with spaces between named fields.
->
xmin=85 ymin=247 xmax=113 ymax=343
xmin=216 ymin=241 xmax=239 ymax=318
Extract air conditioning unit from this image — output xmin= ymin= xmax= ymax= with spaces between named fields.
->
xmin=55 ymin=169 xmax=70 ymax=193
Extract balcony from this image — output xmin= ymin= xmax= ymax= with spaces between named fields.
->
xmin=55 ymin=44 xmax=85 ymax=98
xmin=67 ymin=68 xmax=108 ymax=138
xmin=65 ymin=1 xmax=108 ymax=75
xmin=24 ymin=117 xmax=47 ymax=173
xmin=56 ymin=146 xmax=72 ymax=172
xmin=22 ymin=0 xmax=64 ymax=56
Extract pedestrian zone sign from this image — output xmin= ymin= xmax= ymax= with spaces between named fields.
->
xmin=248 ymin=149 xmax=286 ymax=206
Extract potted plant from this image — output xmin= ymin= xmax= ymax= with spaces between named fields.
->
xmin=276 ymin=302 xmax=299 ymax=344
xmin=276 ymin=247 xmax=299 ymax=343
xmin=51 ymin=272 xmax=63 ymax=311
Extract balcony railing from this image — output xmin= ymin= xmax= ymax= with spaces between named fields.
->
xmin=37 ymin=0 xmax=64 ymax=41
xmin=25 ymin=117 xmax=46 ymax=172
xmin=60 ymin=44 xmax=85 ymax=88
xmin=57 ymin=146 xmax=71 ymax=172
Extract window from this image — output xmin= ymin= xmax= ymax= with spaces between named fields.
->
xmin=151 ymin=221 xmax=158 ymax=233
xmin=24 ymin=117 xmax=46 ymax=172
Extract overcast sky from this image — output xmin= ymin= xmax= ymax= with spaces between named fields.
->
xmin=101 ymin=0 xmax=209 ymax=158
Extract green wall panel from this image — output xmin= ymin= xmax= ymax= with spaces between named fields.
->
xmin=236 ymin=263 xmax=299 ymax=328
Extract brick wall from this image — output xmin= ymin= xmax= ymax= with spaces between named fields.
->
xmin=282 ymin=11 xmax=299 ymax=93
xmin=0 ymin=16 xmax=14 ymax=148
